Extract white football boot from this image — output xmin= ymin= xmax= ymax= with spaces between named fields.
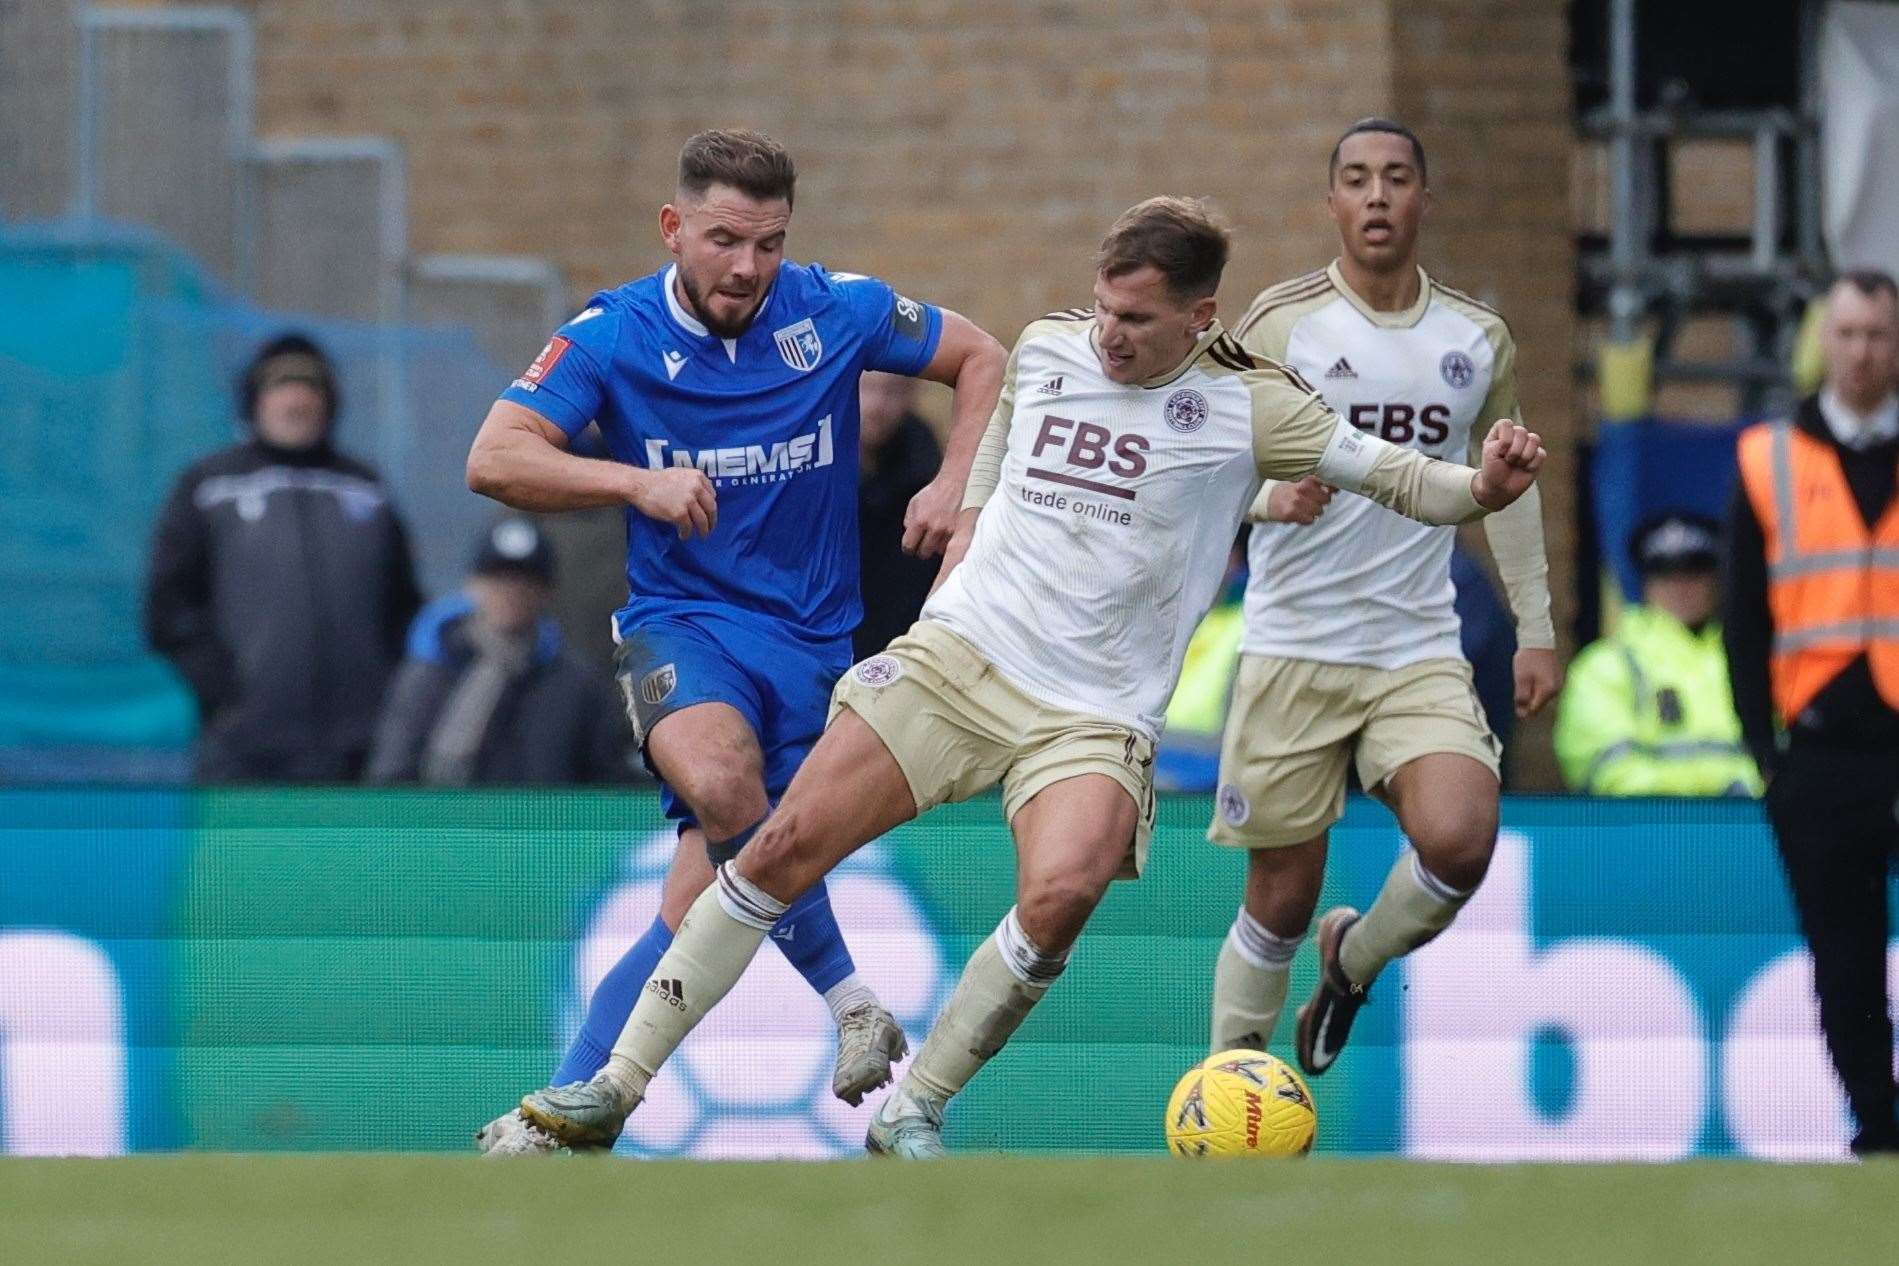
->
xmin=832 ymin=1003 xmax=908 ymax=1105
xmin=475 ymin=1108 xmax=567 ymax=1158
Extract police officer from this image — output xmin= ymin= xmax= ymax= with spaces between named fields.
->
xmin=1727 ymin=270 xmax=1899 ymax=1156
xmin=1556 ymin=514 xmax=1761 ymax=796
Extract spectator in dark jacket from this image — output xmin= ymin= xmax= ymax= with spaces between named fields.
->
xmin=144 ymin=333 xmax=421 ymax=781
xmin=854 ymin=371 xmax=943 ymax=660
xmin=366 ymin=518 xmax=630 ymax=785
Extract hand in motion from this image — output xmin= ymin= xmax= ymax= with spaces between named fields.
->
xmin=633 ymin=467 xmax=718 ymax=539
xmin=1512 ymin=647 xmax=1563 ymax=718
xmin=1473 ymin=420 xmax=1545 ymax=511
xmin=903 ymin=476 xmax=963 ymax=558
xmin=1266 ymin=476 xmax=1335 ymax=525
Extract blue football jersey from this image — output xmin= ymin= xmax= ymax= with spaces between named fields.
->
xmin=499 ymin=261 xmax=944 ymax=642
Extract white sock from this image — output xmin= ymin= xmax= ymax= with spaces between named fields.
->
xmin=904 ymin=906 xmax=1067 ymax=1104
xmin=822 ymin=972 xmax=878 ymax=1024
xmin=1210 ymin=908 xmax=1302 ymax=1052
xmin=601 ymin=863 xmax=785 ymax=1096
xmin=1339 ymin=850 xmax=1471 ymax=987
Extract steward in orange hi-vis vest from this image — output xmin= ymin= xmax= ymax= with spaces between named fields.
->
xmin=1735 ymin=420 xmax=1899 ymax=725
xmin=1724 ymin=360 xmax=1899 ymax=1157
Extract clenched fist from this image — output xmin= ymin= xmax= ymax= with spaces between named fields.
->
xmin=630 ymin=466 xmax=718 ymax=539
xmin=1472 ymin=420 xmax=1545 ymax=511
xmin=1264 ymin=476 xmax=1335 ymax=525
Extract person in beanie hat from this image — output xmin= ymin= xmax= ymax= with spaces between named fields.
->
xmin=365 ymin=517 xmax=631 ymax=785
xmin=144 ymin=331 xmax=422 ymax=780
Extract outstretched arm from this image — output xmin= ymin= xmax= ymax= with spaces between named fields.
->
xmin=1273 ymin=411 xmax=1545 ymax=525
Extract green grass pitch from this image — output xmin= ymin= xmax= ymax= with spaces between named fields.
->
xmin=4 ymin=1155 xmax=1898 ymax=1265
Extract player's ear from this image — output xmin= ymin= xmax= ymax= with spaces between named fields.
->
xmin=1189 ymin=295 xmax=1217 ymax=335
xmin=659 ymin=203 xmax=684 ymax=252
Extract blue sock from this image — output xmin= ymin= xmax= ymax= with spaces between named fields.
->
xmin=553 ymin=913 xmax=674 ymax=1084
xmin=769 ymin=878 xmax=857 ymax=996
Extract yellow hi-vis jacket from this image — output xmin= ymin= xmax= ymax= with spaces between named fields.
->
xmin=1555 ymin=605 xmax=1763 ymax=796
xmin=1164 ymin=604 xmax=1245 ymax=737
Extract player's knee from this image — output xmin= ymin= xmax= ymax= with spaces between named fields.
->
xmin=1017 ymin=872 xmax=1109 ymax=954
xmin=1407 ymin=807 xmax=1497 ymax=893
xmin=735 ymin=808 xmax=817 ymax=896
xmin=1244 ymin=841 xmax=1326 ymax=936
xmin=679 ymin=766 xmax=770 ymax=842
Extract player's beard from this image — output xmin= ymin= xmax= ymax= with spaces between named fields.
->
xmin=678 ymin=267 xmax=763 ymax=339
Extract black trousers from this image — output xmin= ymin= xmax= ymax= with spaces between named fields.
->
xmin=1766 ymin=741 xmax=1899 ymax=1147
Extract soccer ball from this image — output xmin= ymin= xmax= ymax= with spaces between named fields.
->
xmin=1164 ymin=1050 xmax=1317 ymax=1158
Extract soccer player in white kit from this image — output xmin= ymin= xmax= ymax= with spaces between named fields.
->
xmin=1206 ymin=119 xmax=1563 ymax=1076
xmin=515 ymin=195 xmax=1547 ymax=1157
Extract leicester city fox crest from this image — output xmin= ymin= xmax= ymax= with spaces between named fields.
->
xmin=774 ymin=318 xmax=824 ymax=372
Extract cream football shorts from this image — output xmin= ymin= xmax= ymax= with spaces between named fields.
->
xmin=830 ymin=620 xmax=1157 ymax=877
xmin=1208 ymin=655 xmax=1501 ymax=849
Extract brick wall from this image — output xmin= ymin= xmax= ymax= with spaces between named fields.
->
xmin=140 ymin=0 xmax=1579 ymax=781
xmin=1389 ymin=1 xmax=1576 ymax=778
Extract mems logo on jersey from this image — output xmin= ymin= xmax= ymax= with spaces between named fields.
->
xmin=643 ymin=417 xmax=835 ymax=486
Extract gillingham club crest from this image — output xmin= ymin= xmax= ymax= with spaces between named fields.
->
xmin=639 ymin=663 xmax=678 ymax=707
xmin=774 ymin=318 xmax=824 ymax=372
xmin=1164 ymin=388 xmax=1209 ymax=434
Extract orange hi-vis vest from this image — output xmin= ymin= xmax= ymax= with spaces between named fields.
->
xmin=1736 ymin=420 xmax=1899 ymax=725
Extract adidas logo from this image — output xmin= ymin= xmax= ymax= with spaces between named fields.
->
xmin=645 ymin=977 xmax=688 ymax=1011
xmin=1324 ymin=357 xmax=1356 ymax=380
xmin=1036 ymin=376 xmax=1064 ymax=396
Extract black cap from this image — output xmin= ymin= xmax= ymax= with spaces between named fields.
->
xmin=473 ymin=517 xmax=556 ymax=583
xmin=1631 ymin=513 xmax=1720 ymax=577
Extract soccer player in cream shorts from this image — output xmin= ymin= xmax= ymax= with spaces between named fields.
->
xmin=1205 ymin=118 xmax=1563 ymax=1079
xmin=512 ymin=193 xmax=1547 ymax=1159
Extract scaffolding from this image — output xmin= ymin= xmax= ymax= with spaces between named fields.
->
xmin=1580 ymin=0 xmax=1830 ymax=419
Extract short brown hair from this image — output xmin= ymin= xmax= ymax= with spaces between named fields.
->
xmin=678 ymin=129 xmax=796 ymax=208
xmin=1096 ymin=196 xmax=1230 ymax=300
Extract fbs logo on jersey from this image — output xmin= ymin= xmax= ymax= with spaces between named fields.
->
xmin=774 ymin=318 xmax=824 ymax=372
xmin=644 ymin=417 xmax=835 ymax=485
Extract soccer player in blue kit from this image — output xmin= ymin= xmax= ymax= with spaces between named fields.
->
xmin=466 ymin=130 xmax=1005 ymax=1155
